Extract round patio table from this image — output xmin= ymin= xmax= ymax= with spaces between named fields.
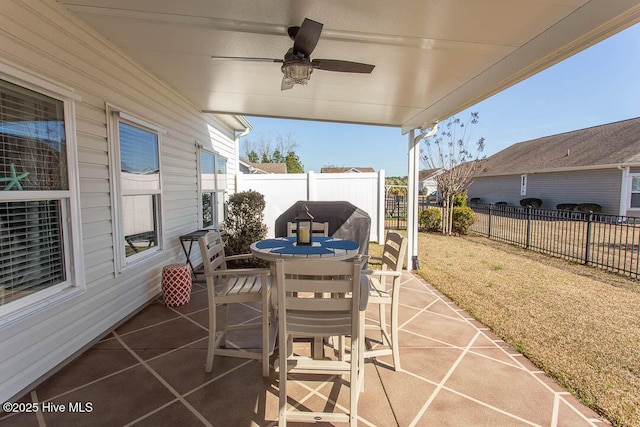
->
xmin=250 ymin=236 xmax=359 ymax=359
xmin=250 ymin=236 xmax=359 ymax=262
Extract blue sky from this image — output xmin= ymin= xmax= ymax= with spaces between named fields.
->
xmin=245 ymin=23 xmax=640 ymax=177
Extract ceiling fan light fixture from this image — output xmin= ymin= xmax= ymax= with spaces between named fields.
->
xmin=281 ymin=60 xmax=313 ymax=85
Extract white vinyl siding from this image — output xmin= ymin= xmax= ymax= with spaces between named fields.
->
xmin=0 ymin=0 xmax=241 ymax=403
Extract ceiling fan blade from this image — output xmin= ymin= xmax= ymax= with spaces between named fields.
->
xmin=292 ymin=18 xmax=323 ymax=57
xmin=311 ymin=59 xmax=375 ymax=73
xmin=211 ymin=56 xmax=283 ymax=63
xmin=281 ymin=77 xmax=294 ymax=91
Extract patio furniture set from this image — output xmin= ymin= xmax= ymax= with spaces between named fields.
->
xmin=163 ymin=216 xmax=406 ymax=427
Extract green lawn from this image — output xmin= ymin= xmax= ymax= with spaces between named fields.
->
xmin=375 ymin=232 xmax=640 ymax=427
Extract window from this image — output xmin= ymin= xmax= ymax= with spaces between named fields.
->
xmin=0 ymin=72 xmax=82 ymax=314
xmin=199 ymin=150 xmax=227 ymax=228
xmin=520 ymin=174 xmax=528 ymax=196
xmin=630 ymin=175 xmax=640 ymax=208
xmin=108 ymin=108 xmax=163 ymax=269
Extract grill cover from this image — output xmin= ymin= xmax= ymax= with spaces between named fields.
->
xmin=274 ymin=201 xmax=371 ymax=255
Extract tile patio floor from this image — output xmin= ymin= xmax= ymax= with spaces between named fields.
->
xmin=1 ymin=271 xmax=609 ymax=426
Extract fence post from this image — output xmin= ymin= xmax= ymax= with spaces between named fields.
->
xmin=584 ymin=212 xmax=593 ymax=265
xmin=395 ymin=195 xmax=401 ymax=229
xmin=526 ymin=205 xmax=532 ymax=249
xmin=488 ymin=204 xmax=493 ymax=238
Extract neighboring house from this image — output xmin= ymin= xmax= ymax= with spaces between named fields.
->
xmin=0 ymin=4 xmax=248 ymax=402
xmin=238 ymin=157 xmax=287 ymax=174
xmin=419 ymin=168 xmax=443 ymax=195
xmin=251 ymin=162 xmax=288 ymax=174
xmin=320 ymin=166 xmax=375 ymax=173
xmin=467 ymin=117 xmax=640 ymax=216
xmin=238 ymin=157 xmax=253 ymax=174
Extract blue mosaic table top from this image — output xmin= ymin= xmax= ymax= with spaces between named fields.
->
xmin=251 ymin=236 xmax=359 ymax=260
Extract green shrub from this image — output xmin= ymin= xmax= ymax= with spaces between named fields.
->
xmin=520 ymin=198 xmax=543 ymax=208
xmin=419 ymin=208 xmax=441 ymax=232
xmin=577 ymin=203 xmax=602 ymax=213
xmin=495 ymin=201 xmax=507 ymax=206
xmin=453 ymin=192 xmax=467 ymax=207
xmin=223 ymin=190 xmax=268 ymax=266
xmin=469 ymin=197 xmax=481 ymax=204
xmin=452 ymin=206 xmax=475 ymax=235
xmin=556 ymin=203 xmax=578 ymax=211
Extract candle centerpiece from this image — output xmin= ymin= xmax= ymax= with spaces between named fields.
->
xmin=294 ymin=205 xmax=313 ymax=246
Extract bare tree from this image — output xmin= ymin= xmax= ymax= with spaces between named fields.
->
xmin=242 ymin=132 xmax=304 ymax=172
xmin=420 ymin=112 xmax=485 ymax=234
xmin=243 ymin=132 xmax=298 ymax=163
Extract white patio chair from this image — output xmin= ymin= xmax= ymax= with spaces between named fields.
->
xmin=198 ymin=230 xmax=274 ymax=377
xmin=275 ymin=258 xmax=367 ymax=427
xmin=286 ymin=221 xmax=330 ymax=237
xmin=287 ymin=220 xmax=330 ymax=353
xmin=362 ymin=231 xmax=407 ymax=371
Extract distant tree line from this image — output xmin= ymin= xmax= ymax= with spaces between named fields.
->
xmin=243 ymin=132 xmax=304 ymax=173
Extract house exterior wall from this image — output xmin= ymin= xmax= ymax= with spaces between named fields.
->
xmin=468 ymin=168 xmax=622 ymax=214
xmin=419 ymin=177 xmax=437 ymax=195
xmin=0 ymin=0 xmax=239 ymax=401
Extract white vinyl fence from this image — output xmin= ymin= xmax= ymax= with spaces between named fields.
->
xmin=237 ymin=171 xmax=385 ymax=243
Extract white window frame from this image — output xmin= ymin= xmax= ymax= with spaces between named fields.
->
xmin=107 ymin=105 xmax=165 ymax=273
xmin=628 ymin=173 xmax=640 ymax=210
xmin=198 ymin=147 xmax=227 ymax=229
xmin=520 ymin=174 xmax=528 ymax=196
xmin=0 ymin=61 xmax=85 ymax=325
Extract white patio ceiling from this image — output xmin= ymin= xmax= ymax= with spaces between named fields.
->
xmin=60 ymin=0 xmax=640 ymax=133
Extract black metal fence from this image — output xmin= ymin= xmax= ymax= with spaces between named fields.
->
xmin=470 ymin=203 xmax=640 ymax=279
xmin=385 ymin=198 xmax=640 ymax=279
xmin=385 ymin=195 xmax=431 ymax=230
xmin=385 ymin=195 xmax=408 ymax=229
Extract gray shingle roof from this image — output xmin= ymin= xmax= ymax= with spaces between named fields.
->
xmin=476 ymin=117 xmax=640 ymax=176
xmin=250 ymin=162 xmax=287 ymax=173
xmin=419 ymin=168 xmax=442 ymax=181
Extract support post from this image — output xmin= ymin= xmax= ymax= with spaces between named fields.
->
xmin=377 ymin=169 xmax=385 ymax=244
xmin=307 ymin=170 xmax=315 ymax=201
xmin=407 ymin=129 xmax=420 ymax=270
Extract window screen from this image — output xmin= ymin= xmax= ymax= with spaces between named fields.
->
xmin=0 ymin=201 xmax=65 ymax=304
xmin=0 ymin=79 xmax=69 ymax=306
xmin=114 ymin=118 xmax=161 ymax=262
xmin=200 ymin=151 xmax=226 ymax=228
xmin=631 ymin=177 xmax=640 ymax=208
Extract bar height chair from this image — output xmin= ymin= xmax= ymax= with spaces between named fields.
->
xmin=275 ymin=258 xmax=367 ymax=426
xmin=363 ymin=231 xmax=407 ymax=371
xmin=198 ymin=230 xmax=275 ymax=377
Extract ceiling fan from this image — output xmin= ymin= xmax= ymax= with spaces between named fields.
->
xmin=211 ymin=18 xmax=375 ymax=90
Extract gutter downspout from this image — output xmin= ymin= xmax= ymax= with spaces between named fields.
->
xmin=234 ymin=124 xmax=252 ymax=192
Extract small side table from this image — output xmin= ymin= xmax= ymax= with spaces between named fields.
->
xmin=179 ymin=229 xmax=225 ymax=282
xmin=179 ymin=230 xmax=209 ymax=281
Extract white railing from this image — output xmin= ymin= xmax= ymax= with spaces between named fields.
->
xmin=237 ymin=171 xmax=385 ymax=243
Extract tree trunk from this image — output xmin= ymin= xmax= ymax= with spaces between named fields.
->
xmin=441 ymin=193 xmax=453 ymax=235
